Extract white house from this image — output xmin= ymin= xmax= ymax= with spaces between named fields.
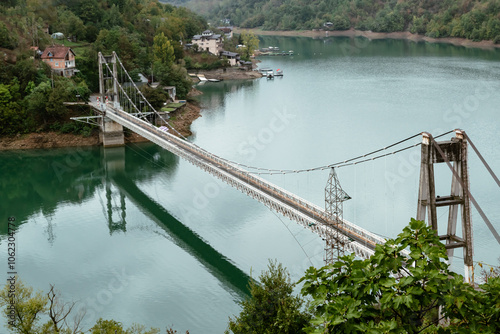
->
xmin=219 ymin=50 xmax=240 ymax=66
xmin=191 ymin=30 xmax=223 ymax=55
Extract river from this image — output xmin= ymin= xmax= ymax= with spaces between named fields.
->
xmin=1 ymin=36 xmax=499 ymax=333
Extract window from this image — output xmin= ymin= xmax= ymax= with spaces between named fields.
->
xmin=55 ymin=62 xmax=59 ymax=67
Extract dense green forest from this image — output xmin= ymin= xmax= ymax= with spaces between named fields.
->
xmin=0 ymin=0 xmax=207 ymax=136
xmin=172 ymin=0 xmax=500 ymax=43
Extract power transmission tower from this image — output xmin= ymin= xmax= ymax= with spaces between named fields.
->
xmin=417 ymin=130 xmax=474 ymax=283
xmin=324 ymin=167 xmax=351 ymax=264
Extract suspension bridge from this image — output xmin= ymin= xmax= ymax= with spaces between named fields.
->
xmin=72 ymin=52 xmax=500 ymax=281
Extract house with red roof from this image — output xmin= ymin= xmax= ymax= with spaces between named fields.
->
xmin=41 ymin=46 xmax=77 ymax=77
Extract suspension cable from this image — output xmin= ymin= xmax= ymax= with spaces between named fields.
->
xmin=107 ymin=55 xmax=459 ymax=178
xmin=247 ymin=130 xmax=455 ymax=175
xmin=112 ymin=54 xmax=187 ymax=136
xmin=101 ymin=56 xmax=147 ymax=120
xmin=463 ymin=131 xmax=500 ymax=188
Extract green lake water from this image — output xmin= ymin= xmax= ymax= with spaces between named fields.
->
xmin=1 ymin=36 xmax=499 ymax=333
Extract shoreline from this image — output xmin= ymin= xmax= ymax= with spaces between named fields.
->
xmin=3 ymin=29 xmax=496 ymax=151
xmin=0 ymin=100 xmax=204 ymax=151
xmin=235 ymin=27 xmax=500 ymax=50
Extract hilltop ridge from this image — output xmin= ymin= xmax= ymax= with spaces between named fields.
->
xmin=166 ymin=0 xmax=500 ymax=43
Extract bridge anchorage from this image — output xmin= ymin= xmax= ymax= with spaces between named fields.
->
xmin=71 ymin=51 xmax=500 ymax=282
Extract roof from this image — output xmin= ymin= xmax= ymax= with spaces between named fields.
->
xmin=220 ymin=51 xmax=239 ymax=57
xmin=192 ymin=31 xmax=222 ymax=41
xmin=41 ymin=46 xmax=75 ymax=59
xmin=217 ymin=27 xmax=233 ymax=33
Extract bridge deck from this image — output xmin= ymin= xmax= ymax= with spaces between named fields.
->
xmin=99 ymin=103 xmax=387 ymax=259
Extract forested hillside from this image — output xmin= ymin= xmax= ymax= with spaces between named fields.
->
xmin=0 ymin=0 xmax=207 ymax=136
xmin=175 ymin=0 xmax=500 ymax=43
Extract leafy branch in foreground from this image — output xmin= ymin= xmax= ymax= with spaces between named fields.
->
xmin=300 ymin=219 xmax=500 ymax=333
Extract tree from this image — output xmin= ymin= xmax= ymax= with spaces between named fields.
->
xmin=153 ymin=32 xmax=175 ymax=67
xmin=89 ymin=318 xmax=160 ymax=334
xmin=239 ymin=32 xmax=259 ymax=61
xmin=300 ymin=219 xmax=500 ymax=333
xmin=25 ymin=81 xmax=51 ymax=123
xmin=155 ymin=62 xmax=192 ymax=99
xmin=140 ymin=86 xmax=169 ymax=110
xmin=0 ymin=279 xmax=163 ymax=334
xmin=226 ymin=260 xmax=310 ymax=334
xmin=0 ymin=21 xmax=16 ymax=49
xmin=0 ymin=278 xmax=48 ymax=334
xmin=55 ymin=8 xmax=86 ymax=42
xmin=90 ymin=319 xmax=127 ymax=334
xmin=45 ymin=285 xmax=80 ymax=333
xmin=0 ymin=80 xmax=26 ymax=135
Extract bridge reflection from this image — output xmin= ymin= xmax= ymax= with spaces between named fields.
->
xmin=110 ymin=174 xmax=251 ymax=297
xmin=0 ymin=144 xmax=251 ymax=297
xmin=103 ymin=146 xmax=252 ymax=297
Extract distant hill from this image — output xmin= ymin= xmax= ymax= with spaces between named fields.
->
xmin=166 ymin=0 xmax=500 ymax=43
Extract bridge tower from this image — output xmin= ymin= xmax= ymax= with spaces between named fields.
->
xmin=98 ymin=52 xmax=125 ymax=147
xmin=417 ymin=130 xmax=473 ymax=283
xmin=324 ymin=167 xmax=351 ymax=264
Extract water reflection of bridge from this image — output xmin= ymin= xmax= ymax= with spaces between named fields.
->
xmin=101 ymin=147 xmax=251 ymax=296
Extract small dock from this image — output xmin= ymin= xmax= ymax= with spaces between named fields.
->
xmin=189 ymin=73 xmax=222 ymax=83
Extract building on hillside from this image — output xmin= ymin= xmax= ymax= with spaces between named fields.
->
xmin=41 ymin=46 xmax=77 ymax=77
xmin=191 ymin=30 xmax=223 ymax=55
xmin=217 ymin=26 xmax=233 ymax=39
xmin=219 ymin=50 xmax=240 ymax=66
xmin=149 ymin=82 xmax=177 ymax=102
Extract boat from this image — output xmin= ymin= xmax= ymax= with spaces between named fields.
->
xmin=275 ymin=69 xmax=283 ymax=76
xmin=266 ymin=70 xmax=274 ymax=79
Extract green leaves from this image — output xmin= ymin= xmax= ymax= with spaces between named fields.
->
xmin=299 ymin=219 xmax=500 ymax=333
xmin=153 ymin=32 xmax=175 ymax=67
xmin=227 ymin=260 xmax=310 ymax=334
